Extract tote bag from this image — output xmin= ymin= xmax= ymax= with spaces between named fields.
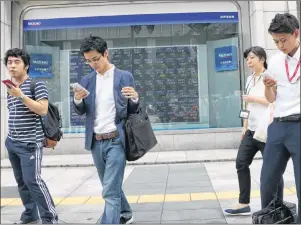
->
xmin=253 ymin=103 xmax=275 ymax=143
xmin=123 ymin=106 xmax=158 ymax=161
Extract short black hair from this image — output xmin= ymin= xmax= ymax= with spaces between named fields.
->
xmin=80 ymin=35 xmax=108 ymax=56
xmin=243 ymin=46 xmax=268 ymax=69
xmin=268 ymin=13 xmax=299 ymax=34
xmin=4 ymin=48 xmax=30 ymax=73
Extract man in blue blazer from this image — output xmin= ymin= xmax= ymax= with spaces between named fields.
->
xmin=72 ymin=36 xmax=139 ymax=224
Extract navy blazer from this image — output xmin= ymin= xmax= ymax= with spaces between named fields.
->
xmin=73 ymin=68 xmax=139 ymax=151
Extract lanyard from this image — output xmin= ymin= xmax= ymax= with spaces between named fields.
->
xmin=244 ymin=77 xmax=253 ymax=110
xmin=245 ymin=75 xmax=262 ymax=95
xmin=244 ymin=74 xmax=262 ymax=109
xmin=285 ymin=57 xmax=301 ymax=84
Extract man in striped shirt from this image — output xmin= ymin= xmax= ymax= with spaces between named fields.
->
xmin=3 ymin=48 xmax=58 ymax=224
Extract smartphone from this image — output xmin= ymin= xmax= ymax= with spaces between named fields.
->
xmin=70 ymin=83 xmax=90 ymax=95
xmin=2 ymin=79 xmax=16 ymax=88
xmin=261 ymin=72 xmax=271 ymax=79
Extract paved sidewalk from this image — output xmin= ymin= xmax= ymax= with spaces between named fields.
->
xmin=1 ymin=149 xmax=263 ymax=168
xmin=1 ymin=159 xmax=297 ymax=224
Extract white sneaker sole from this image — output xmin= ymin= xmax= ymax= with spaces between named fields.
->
xmin=14 ymin=220 xmax=39 ymax=224
xmin=126 ymin=217 xmax=134 ymax=224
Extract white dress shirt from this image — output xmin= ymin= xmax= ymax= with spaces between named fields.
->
xmin=268 ymin=46 xmax=300 ymax=117
xmin=74 ymin=65 xmax=138 ymax=134
xmin=93 ymin=66 xmax=117 ymax=134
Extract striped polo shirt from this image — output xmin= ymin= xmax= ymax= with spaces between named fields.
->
xmin=7 ymin=78 xmax=48 ymax=143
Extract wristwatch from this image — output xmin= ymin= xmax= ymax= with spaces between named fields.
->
xmin=17 ymin=95 xmax=25 ymax=103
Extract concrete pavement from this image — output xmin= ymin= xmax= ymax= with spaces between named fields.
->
xmin=1 ymin=154 xmax=298 ymax=224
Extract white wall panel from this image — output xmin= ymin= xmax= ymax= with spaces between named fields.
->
xmin=22 ymin=1 xmax=238 ymax=20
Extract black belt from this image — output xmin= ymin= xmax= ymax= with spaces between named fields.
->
xmin=274 ymin=114 xmax=300 ymax=122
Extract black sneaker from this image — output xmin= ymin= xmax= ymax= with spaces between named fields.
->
xmin=120 ymin=216 xmax=134 ymax=224
xmin=14 ymin=220 xmax=39 ymax=224
xmin=224 ymin=206 xmax=251 ymax=216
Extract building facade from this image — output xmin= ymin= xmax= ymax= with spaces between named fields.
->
xmin=297 ymin=1 xmax=301 ymax=18
xmin=0 ymin=1 xmax=299 ymax=158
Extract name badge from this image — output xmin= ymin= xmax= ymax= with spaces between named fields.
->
xmin=239 ymin=110 xmax=250 ymax=119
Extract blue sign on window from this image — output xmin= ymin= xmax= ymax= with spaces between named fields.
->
xmin=23 ymin=12 xmax=239 ymax=31
xmin=29 ymin=54 xmax=52 ymax=78
xmin=214 ymin=46 xmax=238 ymax=72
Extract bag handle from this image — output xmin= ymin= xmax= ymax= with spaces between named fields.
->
xmin=271 ymin=198 xmax=295 ymax=223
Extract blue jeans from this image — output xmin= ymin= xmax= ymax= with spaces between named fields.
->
xmin=260 ymin=121 xmax=300 ymax=223
xmin=91 ymin=136 xmax=132 ymax=224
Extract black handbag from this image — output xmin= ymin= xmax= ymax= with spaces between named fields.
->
xmin=123 ymin=106 xmax=158 ymax=161
xmin=252 ymin=198 xmax=297 ymax=224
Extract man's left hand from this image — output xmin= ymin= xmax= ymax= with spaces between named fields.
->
xmin=7 ymin=85 xmax=24 ymax=98
xmin=121 ymin=87 xmax=138 ymax=100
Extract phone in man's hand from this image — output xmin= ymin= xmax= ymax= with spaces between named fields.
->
xmin=2 ymin=79 xmax=16 ymax=88
xmin=70 ymin=83 xmax=90 ymax=96
xmin=261 ymin=72 xmax=272 ymax=80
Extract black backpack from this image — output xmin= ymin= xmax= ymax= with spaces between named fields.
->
xmin=30 ymin=79 xmax=63 ymax=148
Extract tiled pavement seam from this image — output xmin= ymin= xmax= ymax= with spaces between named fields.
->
xmin=0 ymin=150 xmax=263 ymax=168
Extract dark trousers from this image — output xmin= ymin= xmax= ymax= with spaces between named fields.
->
xmin=260 ymin=121 xmax=300 ymax=223
xmin=5 ymin=138 xmax=58 ymax=224
xmin=236 ymin=130 xmax=284 ymax=204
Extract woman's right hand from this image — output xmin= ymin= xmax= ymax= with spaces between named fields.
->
xmin=241 ymin=128 xmax=247 ymax=140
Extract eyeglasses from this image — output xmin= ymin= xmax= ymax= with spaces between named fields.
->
xmin=85 ymin=55 xmax=102 ymax=64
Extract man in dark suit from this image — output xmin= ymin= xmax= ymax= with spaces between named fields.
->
xmin=72 ymin=36 xmax=139 ymax=224
xmin=261 ymin=13 xmax=300 ymax=223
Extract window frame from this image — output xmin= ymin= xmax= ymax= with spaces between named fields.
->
xmin=19 ymin=1 xmax=251 ymax=132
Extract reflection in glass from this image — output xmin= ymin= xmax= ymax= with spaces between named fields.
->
xmin=24 ymin=19 xmax=242 ymax=133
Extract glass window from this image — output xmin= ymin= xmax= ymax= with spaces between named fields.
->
xmin=23 ymin=12 xmax=242 ymax=133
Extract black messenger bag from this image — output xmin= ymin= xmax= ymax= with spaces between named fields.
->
xmin=123 ymin=106 xmax=157 ymax=161
xmin=252 ymin=198 xmax=297 ymax=224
